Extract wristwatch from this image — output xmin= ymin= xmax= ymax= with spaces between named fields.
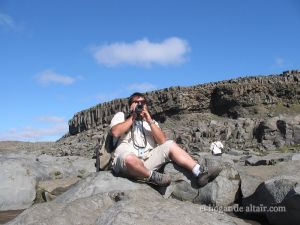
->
xmin=149 ymin=120 xmax=155 ymax=125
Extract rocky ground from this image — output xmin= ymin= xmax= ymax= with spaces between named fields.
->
xmin=0 ymin=141 xmax=55 ymax=155
xmin=1 ymin=144 xmax=299 ymax=225
xmin=1 ymin=126 xmax=300 ymax=225
xmin=1 ymin=70 xmax=300 ymax=225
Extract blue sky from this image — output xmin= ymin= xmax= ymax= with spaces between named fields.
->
xmin=0 ymin=0 xmax=299 ymax=142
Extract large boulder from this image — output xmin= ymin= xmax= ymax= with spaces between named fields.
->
xmin=0 ymin=159 xmax=36 ymax=211
xmin=158 ymin=155 xmax=239 ymax=207
xmin=237 ymin=161 xmax=300 ymax=225
xmin=0 ymin=153 xmax=95 ymax=211
xmin=253 ymin=115 xmax=300 ymax=150
xmin=53 ymin=172 xmax=149 ymax=204
xmin=159 ymin=163 xmax=199 ymax=202
xmin=194 ymin=166 xmax=240 ymax=206
xmin=243 ymin=175 xmax=300 ymax=225
xmin=237 ymin=160 xmax=300 ymax=200
xmin=7 ymin=171 xmax=253 ymax=225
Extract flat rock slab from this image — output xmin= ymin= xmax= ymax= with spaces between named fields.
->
xmin=237 ymin=160 xmax=300 ymax=198
xmin=8 ymin=185 xmax=253 ymax=225
xmin=0 ymin=153 xmax=95 ymax=211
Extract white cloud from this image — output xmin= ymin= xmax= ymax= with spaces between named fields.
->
xmin=36 ymin=70 xmax=77 ymax=86
xmin=94 ymin=94 xmax=115 ymax=103
xmin=0 ymin=115 xmax=68 ymax=142
xmin=271 ymin=57 xmax=292 ymax=70
xmin=80 ymin=92 xmax=121 ymax=104
xmin=38 ymin=116 xmax=65 ymax=123
xmin=275 ymin=57 xmax=285 ymax=67
xmin=127 ymin=82 xmax=157 ymax=92
xmin=0 ymin=124 xmax=68 ymax=142
xmin=92 ymin=37 xmax=190 ymax=67
xmin=0 ymin=13 xmax=16 ymax=29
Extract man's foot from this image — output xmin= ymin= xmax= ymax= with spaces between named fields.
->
xmin=197 ymin=164 xmax=222 ymax=187
xmin=148 ymin=171 xmax=171 ymax=187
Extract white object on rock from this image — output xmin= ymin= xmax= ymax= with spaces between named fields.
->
xmin=210 ymin=141 xmax=224 ymax=155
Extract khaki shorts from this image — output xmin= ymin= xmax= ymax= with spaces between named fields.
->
xmin=112 ymin=140 xmax=173 ymax=175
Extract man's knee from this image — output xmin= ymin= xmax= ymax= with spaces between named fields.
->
xmin=159 ymin=140 xmax=174 ymax=159
xmin=167 ymin=141 xmax=186 ymax=158
xmin=161 ymin=140 xmax=174 ymax=149
xmin=124 ymin=154 xmax=140 ymax=167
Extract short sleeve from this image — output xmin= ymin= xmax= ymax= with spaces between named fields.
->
xmin=110 ymin=112 xmax=125 ymax=128
xmin=153 ymin=120 xmax=159 ymax=127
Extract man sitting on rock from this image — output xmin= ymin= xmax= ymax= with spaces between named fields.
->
xmin=110 ymin=92 xmax=221 ymax=187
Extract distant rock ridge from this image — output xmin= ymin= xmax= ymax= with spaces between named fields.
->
xmin=68 ymin=70 xmax=300 ymax=136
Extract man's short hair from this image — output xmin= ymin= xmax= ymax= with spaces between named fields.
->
xmin=128 ymin=92 xmax=147 ymax=105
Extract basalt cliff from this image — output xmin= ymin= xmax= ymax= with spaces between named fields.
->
xmin=56 ymin=70 xmax=300 ymax=158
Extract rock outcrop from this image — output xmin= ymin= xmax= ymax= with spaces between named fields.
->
xmin=67 ymin=70 xmax=300 ymax=134
xmin=3 ymin=151 xmax=300 ymax=225
xmin=7 ymin=172 xmax=253 ymax=225
xmin=237 ymin=159 xmax=300 ymax=225
xmin=55 ymin=70 xmax=300 ymax=158
xmin=0 ymin=153 xmax=94 ymax=211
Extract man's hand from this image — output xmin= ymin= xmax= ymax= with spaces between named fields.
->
xmin=141 ymin=105 xmax=153 ymax=123
xmin=130 ymin=102 xmax=138 ymax=121
xmin=140 ymin=105 xmax=166 ymax=144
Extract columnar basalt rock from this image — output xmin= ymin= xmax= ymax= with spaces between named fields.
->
xmin=67 ymin=70 xmax=300 ymax=136
xmin=58 ymin=71 xmax=300 ymax=158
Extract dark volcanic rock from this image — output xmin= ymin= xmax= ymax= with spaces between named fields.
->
xmin=55 ymin=70 xmax=300 ymax=158
xmin=67 ymin=70 xmax=300 ymax=135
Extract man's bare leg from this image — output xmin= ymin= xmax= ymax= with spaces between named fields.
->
xmin=169 ymin=142 xmax=222 ymax=187
xmin=124 ymin=154 xmax=150 ymax=178
xmin=168 ymin=142 xmax=197 ymax=171
xmin=124 ymin=154 xmax=171 ymax=186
